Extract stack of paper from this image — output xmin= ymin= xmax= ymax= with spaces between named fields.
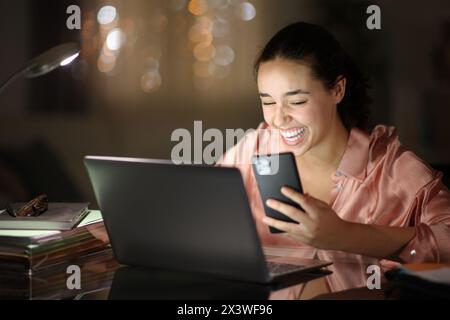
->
xmin=0 ymin=210 xmax=110 ymax=271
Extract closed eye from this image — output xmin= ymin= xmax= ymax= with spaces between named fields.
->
xmin=262 ymin=102 xmax=276 ymax=106
xmin=291 ymin=101 xmax=307 ymax=106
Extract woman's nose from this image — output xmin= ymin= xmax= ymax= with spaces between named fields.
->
xmin=273 ymin=106 xmax=292 ymax=127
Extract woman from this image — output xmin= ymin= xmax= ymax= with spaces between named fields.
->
xmin=218 ymin=22 xmax=450 ymax=263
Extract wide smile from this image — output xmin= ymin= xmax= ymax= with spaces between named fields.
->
xmin=279 ymin=127 xmax=307 ymax=146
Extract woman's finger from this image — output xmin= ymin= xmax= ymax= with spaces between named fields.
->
xmin=281 ymin=187 xmax=321 ymax=218
xmin=262 ymin=215 xmax=309 ymax=235
xmin=262 ymin=216 xmax=295 ymax=233
xmin=266 ymin=199 xmax=313 ymax=227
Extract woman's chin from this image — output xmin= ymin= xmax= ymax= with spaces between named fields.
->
xmin=291 ymin=147 xmax=309 ymax=157
xmin=278 ymin=143 xmax=309 ymax=157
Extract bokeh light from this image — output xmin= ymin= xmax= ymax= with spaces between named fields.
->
xmin=194 ymin=42 xmax=216 ymax=61
xmin=235 ymin=2 xmax=256 ymax=21
xmin=213 ymin=45 xmax=235 ymax=66
xmin=97 ymin=6 xmax=117 ymax=25
xmin=212 ymin=18 xmax=230 ymax=38
xmin=189 ymin=25 xmax=213 ymax=44
xmin=196 ymin=16 xmax=213 ymax=30
xmin=141 ymin=70 xmax=162 ymax=93
xmin=208 ymin=63 xmax=230 ymax=79
xmin=97 ymin=54 xmax=117 ymax=73
xmin=106 ymin=28 xmax=127 ymax=51
xmin=93 ymin=0 xmax=256 ymax=90
xmin=188 ymin=0 xmax=208 ymax=16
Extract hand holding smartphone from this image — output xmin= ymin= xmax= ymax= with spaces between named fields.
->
xmin=252 ymin=152 xmax=303 ymax=233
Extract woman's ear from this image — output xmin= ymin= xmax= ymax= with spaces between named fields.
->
xmin=332 ymin=76 xmax=346 ymax=104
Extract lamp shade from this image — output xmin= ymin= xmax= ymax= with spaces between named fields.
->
xmin=0 ymin=42 xmax=81 ymax=96
xmin=25 ymin=42 xmax=80 ymax=78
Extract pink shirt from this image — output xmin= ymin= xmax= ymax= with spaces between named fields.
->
xmin=217 ymin=122 xmax=450 ymax=263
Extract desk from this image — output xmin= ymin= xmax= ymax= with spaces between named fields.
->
xmin=0 ymin=246 xmax=398 ymax=300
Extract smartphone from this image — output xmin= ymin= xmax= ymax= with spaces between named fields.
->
xmin=252 ymin=152 xmax=303 ymax=233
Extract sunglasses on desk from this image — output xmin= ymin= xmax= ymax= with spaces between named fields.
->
xmin=4 ymin=194 xmax=49 ymax=218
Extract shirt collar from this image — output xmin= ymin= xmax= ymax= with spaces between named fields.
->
xmin=336 ymin=127 xmax=370 ymax=182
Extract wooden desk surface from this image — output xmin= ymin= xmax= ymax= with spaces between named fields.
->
xmin=3 ymin=245 xmax=446 ymax=300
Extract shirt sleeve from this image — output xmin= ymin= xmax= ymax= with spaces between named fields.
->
xmin=398 ymin=172 xmax=450 ymax=263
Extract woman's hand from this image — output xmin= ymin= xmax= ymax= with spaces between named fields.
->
xmin=263 ymin=187 xmax=351 ymax=251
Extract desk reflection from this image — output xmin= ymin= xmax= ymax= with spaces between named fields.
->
xmin=108 ymin=266 xmax=332 ymax=300
xmin=1 ymin=246 xmax=398 ymax=300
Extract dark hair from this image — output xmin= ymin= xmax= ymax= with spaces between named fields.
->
xmin=254 ymin=22 xmax=371 ymax=131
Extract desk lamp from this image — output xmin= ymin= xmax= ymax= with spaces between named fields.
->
xmin=0 ymin=42 xmax=80 ymax=212
xmin=0 ymin=42 xmax=80 ymax=95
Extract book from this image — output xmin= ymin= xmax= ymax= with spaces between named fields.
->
xmin=0 ymin=210 xmax=110 ymax=271
xmin=0 ymin=203 xmax=89 ymax=230
xmin=0 ymin=210 xmax=103 ymax=243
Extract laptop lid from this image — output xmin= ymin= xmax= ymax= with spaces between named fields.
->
xmin=84 ymin=156 xmax=271 ymax=283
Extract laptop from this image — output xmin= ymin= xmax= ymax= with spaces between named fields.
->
xmin=84 ymin=156 xmax=332 ymax=284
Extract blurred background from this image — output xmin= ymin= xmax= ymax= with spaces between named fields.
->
xmin=0 ymin=0 xmax=449 ymax=206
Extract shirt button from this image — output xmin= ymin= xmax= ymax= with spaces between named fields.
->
xmin=410 ymin=250 xmax=417 ymax=256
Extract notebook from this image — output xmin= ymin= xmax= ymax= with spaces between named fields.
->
xmin=0 ymin=203 xmax=89 ymax=231
xmin=0 ymin=210 xmax=103 ymax=242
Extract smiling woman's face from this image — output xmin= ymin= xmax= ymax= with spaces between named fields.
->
xmin=257 ymin=58 xmax=344 ymax=157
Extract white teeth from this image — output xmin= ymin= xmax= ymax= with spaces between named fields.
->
xmin=280 ymin=128 xmax=306 ymax=139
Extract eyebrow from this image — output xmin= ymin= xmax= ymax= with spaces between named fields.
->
xmin=259 ymin=89 xmax=310 ymax=98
